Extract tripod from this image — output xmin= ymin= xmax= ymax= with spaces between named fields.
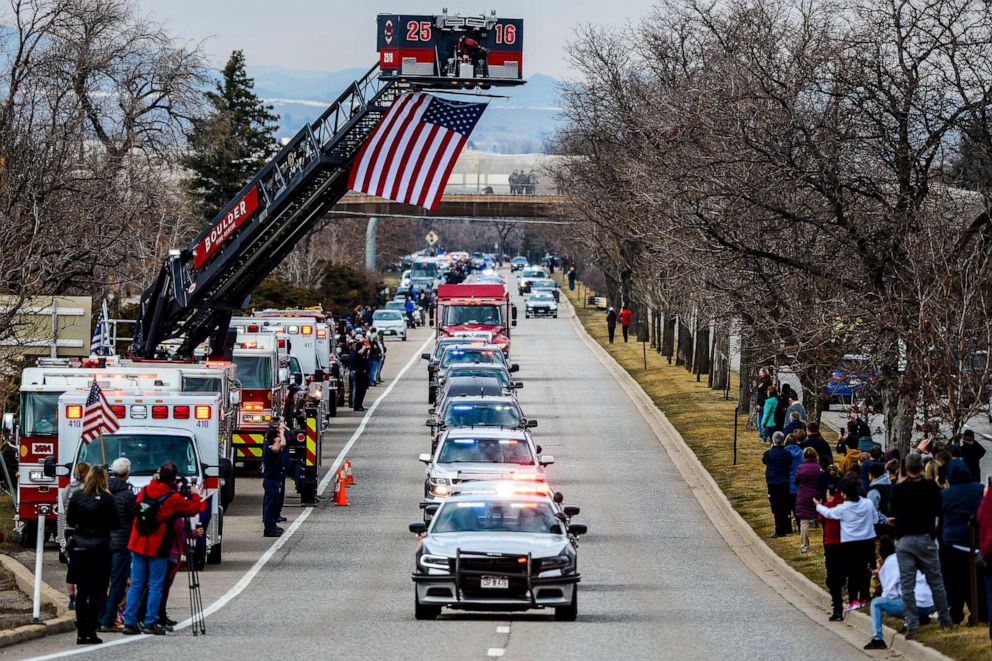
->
xmin=182 ymin=516 xmax=206 ymax=635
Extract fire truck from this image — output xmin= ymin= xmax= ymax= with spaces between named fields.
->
xmin=55 ymin=390 xmax=226 ymax=566
xmin=231 ymin=333 xmax=289 ymax=466
xmin=432 ymin=284 xmax=516 ymax=356
xmin=12 ymin=361 xmax=239 ymax=546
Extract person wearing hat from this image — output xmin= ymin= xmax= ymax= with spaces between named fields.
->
xmin=959 ymin=429 xmax=986 ymax=482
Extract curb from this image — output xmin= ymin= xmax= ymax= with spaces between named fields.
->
xmin=0 ymin=553 xmax=74 ymax=649
xmin=562 ymin=296 xmax=951 ymax=661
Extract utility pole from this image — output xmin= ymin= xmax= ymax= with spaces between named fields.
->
xmin=365 ymin=216 xmax=379 ymax=272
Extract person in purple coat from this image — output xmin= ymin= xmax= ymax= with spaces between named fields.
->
xmin=795 ymin=447 xmax=825 ymax=553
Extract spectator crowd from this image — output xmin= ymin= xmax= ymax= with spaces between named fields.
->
xmin=754 ymin=369 xmax=992 ymax=650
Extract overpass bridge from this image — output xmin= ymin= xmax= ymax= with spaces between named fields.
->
xmin=332 ymin=192 xmax=567 ymax=219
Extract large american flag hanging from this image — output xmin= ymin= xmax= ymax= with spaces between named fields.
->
xmin=81 ymin=378 xmax=119 ymax=444
xmin=348 ymin=92 xmax=487 ymax=211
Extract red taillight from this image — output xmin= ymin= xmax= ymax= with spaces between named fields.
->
xmin=301 ymin=325 xmax=313 ymax=336
xmin=173 ymin=405 xmax=190 ymax=419
xmin=151 ymin=405 xmax=168 ymax=419
xmin=277 ymin=338 xmax=286 ymax=348
xmin=248 ymin=325 xmax=259 ymax=332
xmin=66 ymin=405 xmax=83 ymax=420
xmin=110 ymin=405 xmax=126 ymax=419
xmin=194 ymin=405 xmax=211 ymax=420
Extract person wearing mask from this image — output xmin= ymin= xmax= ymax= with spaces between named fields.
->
xmin=888 ymin=452 xmax=954 ymax=636
xmin=618 ymin=305 xmax=632 ymax=342
xmin=960 ymin=430 xmax=987 ymax=482
xmin=794 ymin=447 xmax=823 ymax=553
xmin=66 ymin=465 xmax=118 ymax=644
xmin=814 ymin=476 xmax=878 ymax=611
xmin=802 ymin=422 xmax=833 ymax=467
xmin=63 ymin=461 xmax=92 ymax=612
xmin=864 ymin=537 xmax=936 ymax=650
xmin=754 ymin=368 xmax=772 ymax=442
xmin=605 ymin=308 xmax=617 ymax=344
xmin=98 ymin=459 xmax=137 ymax=633
xmin=818 ymin=479 xmax=847 ymax=621
xmin=940 ymin=459 xmax=986 ymax=624
xmin=122 ymin=462 xmax=203 ymax=636
xmin=761 ymin=386 xmax=779 ymax=443
xmin=763 ymin=432 xmax=794 ymax=538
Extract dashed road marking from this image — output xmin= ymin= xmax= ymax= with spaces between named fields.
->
xmin=487 ymin=649 xmax=505 ymax=657
xmin=496 ymin=625 xmax=510 ymax=634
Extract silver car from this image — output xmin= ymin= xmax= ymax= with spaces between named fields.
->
xmin=409 ymin=493 xmax=586 ymax=620
xmin=372 ymin=309 xmax=407 ymax=341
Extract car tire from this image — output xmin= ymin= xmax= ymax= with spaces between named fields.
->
xmin=414 ymin=593 xmax=441 ymax=620
xmin=328 ymin=394 xmax=337 ymax=418
xmin=428 ymin=386 xmax=436 ymax=404
xmin=220 ymin=458 xmax=235 ymax=508
xmin=402 ymin=334 xmax=407 ymax=342
xmin=554 ymin=589 xmax=577 ymax=621
xmin=553 ymin=313 xmax=558 ymax=318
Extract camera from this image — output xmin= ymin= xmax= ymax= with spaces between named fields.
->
xmin=177 ymin=475 xmax=192 ymax=498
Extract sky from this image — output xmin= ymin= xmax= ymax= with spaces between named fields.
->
xmin=134 ymin=1 xmax=657 ymax=78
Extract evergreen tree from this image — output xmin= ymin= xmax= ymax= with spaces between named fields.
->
xmin=183 ymin=50 xmax=280 ymax=223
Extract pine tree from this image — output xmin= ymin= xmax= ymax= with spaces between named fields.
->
xmin=183 ymin=50 xmax=280 ymax=223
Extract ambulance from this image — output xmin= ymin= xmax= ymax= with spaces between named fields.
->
xmin=55 ymin=389 xmax=226 ymax=567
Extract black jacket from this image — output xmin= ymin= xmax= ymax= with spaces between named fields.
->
xmin=108 ymin=478 xmax=138 ymax=552
xmin=66 ymin=489 xmax=119 ymax=552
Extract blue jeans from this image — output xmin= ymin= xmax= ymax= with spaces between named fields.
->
xmin=99 ymin=549 xmax=131 ymax=627
xmin=870 ymin=596 xmax=935 ymax=639
xmin=369 ymin=359 xmax=381 ymax=383
xmin=124 ymin=553 xmax=168 ymax=626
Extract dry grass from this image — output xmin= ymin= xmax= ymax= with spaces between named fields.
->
xmin=558 ymin=278 xmax=989 ymax=660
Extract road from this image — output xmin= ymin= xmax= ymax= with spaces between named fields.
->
xmin=5 ymin=287 xmax=864 ymax=660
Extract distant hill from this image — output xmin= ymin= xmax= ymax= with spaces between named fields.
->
xmin=250 ymin=65 xmax=563 ymax=154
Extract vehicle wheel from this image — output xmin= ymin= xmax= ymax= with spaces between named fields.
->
xmin=402 ymin=334 xmax=407 ymax=342
xmin=220 ymin=458 xmax=235 ymax=508
xmin=428 ymin=387 xmax=436 ymax=405
xmin=553 ymin=313 xmax=558 ymax=318
xmin=414 ymin=593 xmax=440 ymax=620
xmin=18 ymin=520 xmax=37 ymax=549
xmin=328 ymin=394 xmax=337 ymax=418
xmin=554 ymin=590 xmax=577 ymax=621
xmin=207 ymin=540 xmax=222 ymax=565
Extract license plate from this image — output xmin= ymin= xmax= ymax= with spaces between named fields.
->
xmin=480 ymin=576 xmax=509 ymax=589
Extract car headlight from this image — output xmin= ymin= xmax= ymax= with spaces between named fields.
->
xmin=540 ymin=554 xmax=572 ymax=571
xmin=419 ymin=553 xmax=451 ymax=571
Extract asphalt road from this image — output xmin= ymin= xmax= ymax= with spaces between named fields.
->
xmin=6 ymin=284 xmax=865 ymax=660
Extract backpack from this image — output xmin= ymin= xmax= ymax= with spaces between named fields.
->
xmin=134 ymin=488 xmax=173 ymax=535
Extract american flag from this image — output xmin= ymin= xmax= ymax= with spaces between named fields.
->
xmin=90 ymin=301 xmax=111 ymax=356
xmin=348 ymin=92 xmax=487 ymax=211
xmin=81 ymin=378 xmax=119 ymax=444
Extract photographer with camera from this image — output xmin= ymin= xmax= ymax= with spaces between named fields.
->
xmin=121 ymin=462 xmax=203 ymax=636
xmin=262 ymin=419 xmax=290 ymax=537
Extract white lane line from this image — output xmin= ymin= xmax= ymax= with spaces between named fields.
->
xmin=28 ymin=333 xmax=434 ymax=661
xmin=487 ymin=649 xmax=505 ymax=658
xmin=496 ymin=625 xmax=510 ymax=634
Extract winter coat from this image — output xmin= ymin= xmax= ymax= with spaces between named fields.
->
xmin=761 ymin=396 xmax=778 ymax=429
xmin=606 ymin=310 xmax=617 ymax=328
xmin=978 ymin=491 xmax=992 ymax=557
xmin=754 ymin=375 xmax=772 ymax=409
xmin=940 ymin=459 xmax=984 ymax=548
xmin=857 ymin=435 xmax=879 ymax=453
xmin=785 ymin=401 xmax=807 ymax=423
xmin=773 ymin=397 xmax=789 ymax=431
xmin=128 ymin=480 xmax=202 ymax=559
xmin=794 ymin=460 xmax=823 ymax=520
xmin=783 ymin=420 xmax=803 ymax=436
xmin=961 ymin=441 xmax=987 ymax=482
xmin=763 ymin=445 xmax=792 ymax=485
xmin=785 ymin=444 xmax=803 ymax=495
xmin=108 ymin=477 xmax=138 ymax=552
xmin=66 ymin=489 xmax=119 ymax=552
xmin=618 ymin=308 xmax=632 ymax=326
xmin=818 ymin=493 xmax=845 ymax=545
xmin=801 ymin=434 xmax=833 ymax=466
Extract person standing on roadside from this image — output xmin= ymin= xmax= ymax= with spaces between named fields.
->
xmin=818 ymin=476 xmax=847 ymax=621
xmin=763 ymin=432 xmax=793 ymax=538
xmin=618 ymin=305 xmax=632 ymax=342
xmin=794 ymin=447 xmax=823 ymax=553
xmin=976 ymin=483 xmax=992 ymax=645
xmin=352 ymin=338 xmax=371 ymax=411
xmin=761 ymin=385 xmax=779 ymax=442
xmin=939 ymin=459 xmax=986 ymax=624
xmin=368 ymin=329 xmax=383 ymax=387
xmin=262 ymin=422 xmax=288 ymax=538
xmin=889 ymin=452 xmax=955 ymax=637
xmin=814 ymin=476 xmax=878 ymax=612
xmin=63 ymin=461 xmax=91 ymax=612
xmin=567 ymin=267 xmax=576 ymax=291
xmin=98 ymin=459 xmax=137 ymax=633
xmin=960 ymin=430 xmax=987 ymax=482
xmin=606 ymin=307 xmax=617 ymax=344
xmin=754 ymin=368 xmax=772 ymax=441
xmin=802 ymin=422 xmax=833 ymax=467
xmin=66 ymin=465 xmax=118 ymax=645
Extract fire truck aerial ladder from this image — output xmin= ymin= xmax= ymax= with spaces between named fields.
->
xmin=132 ymin=12 xmax=524 ymax=361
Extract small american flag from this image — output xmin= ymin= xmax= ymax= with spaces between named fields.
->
xmin=81 ymin=378 xmax=119 ymax=444
xmin=348 ymin=92 xmax=487 ymax=211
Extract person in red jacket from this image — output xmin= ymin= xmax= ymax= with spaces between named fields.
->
xmin=618 ymin=306 xmax=632 ymax=342
xmin=977 ymin=484 xmax=992 ymax=643
xmin=818 ymin=480 xmax=847 ymax=621
xmin=121 ymin=462 xmax=202 ymax=636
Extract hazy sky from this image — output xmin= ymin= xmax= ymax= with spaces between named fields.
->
xmin=135 ymin=1 xmax=656 ymax=78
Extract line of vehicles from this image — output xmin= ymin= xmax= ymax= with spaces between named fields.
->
xmin=5 ymin=307 xmax=344 ymax=567
xmin=408 ymin=264 xmax=586 ymax=621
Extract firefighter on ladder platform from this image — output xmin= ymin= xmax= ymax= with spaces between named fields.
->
xmin=456 ymin=34 xmax=488 ymax=77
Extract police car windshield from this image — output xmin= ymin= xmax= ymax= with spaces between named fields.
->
xmin=440 ymin=349 xmax=498 ymax=369
xmin=445 ymin=367 xmax=510 ymax=387
xmin=77 ymin=433 xmax=198 ymax=476
xmin=432 ymin=501 xmax=557 ymax=533
xmin=438 ymin=438 xmax=534 ymax=464
xmin=20 ymin=392 xmax=60 ymax=436
xmin=233 ymin=355 xmax=273 ymax=390
xmin=442 ymin=402 xmax=521 ymax=428
xmin=444 ymin=306 xmax=501 ymax=326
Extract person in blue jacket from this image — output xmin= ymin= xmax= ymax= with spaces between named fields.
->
xmin=785 ymin=433 xmax=804 ymax=531
xmin=940 ymin=459 xmax=986 ymax=624
xmin=763 ymin=432 xmax=794 ymax=537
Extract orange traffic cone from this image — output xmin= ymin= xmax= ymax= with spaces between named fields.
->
xmin=344 ymin=459 xmax=355 ymax=486
xmin=334 ymin=468 xmax=350 ymax=507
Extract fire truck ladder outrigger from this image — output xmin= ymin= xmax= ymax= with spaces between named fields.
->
xmin=133 ymin=64 xmax=400 ymax=359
